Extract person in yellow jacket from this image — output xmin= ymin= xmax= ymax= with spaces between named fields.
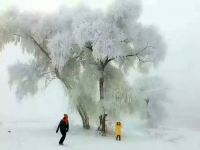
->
xmin=115 ymin=121 xmax=122 ymax=141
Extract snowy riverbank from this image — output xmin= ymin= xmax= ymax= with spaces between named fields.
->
xmin=0 ymin=121 xmax=199 ymax=150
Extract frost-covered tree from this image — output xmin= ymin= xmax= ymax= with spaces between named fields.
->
xmin=0 ymin=0 xmax=166 ymax=130
xmin=0 ymin=8 xmax=90 ymax=128
xmin=71 ymin=0 xmax=166 ymax=132
xmin=133 ymin=76 xmax=168 ymax=127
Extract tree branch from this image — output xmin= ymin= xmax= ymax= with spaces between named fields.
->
xmin=102 ymin=44 xmax=153 ymax=68
xmin=5 ymin=32 xmax=73 ymax=89
xmin=28 ymin=35 xmax=71 ymax=88
xmin=5 ymin=33 xmax=52 ymax=61
xmin=29 ymin=35 xmax=52 ymax=60
xmin=55 ymin=68 xmax=72 ymax=89
xmin=39 ymin=71 xmax=55 ymax=77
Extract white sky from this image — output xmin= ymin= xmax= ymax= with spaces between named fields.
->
xmin=0 ymin=0 xmax=114 ymax=12
xmin=0 ymin=0 xmax=200 ymax=128
xmin=140 ymin=0 xmax=200 ymax=128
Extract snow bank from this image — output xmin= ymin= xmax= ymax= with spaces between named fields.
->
xmin=0 ymin=121 xmax=200 ymax=150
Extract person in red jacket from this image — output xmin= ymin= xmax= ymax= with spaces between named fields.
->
xmin=56 ymin=114 xmax=69 ymax=145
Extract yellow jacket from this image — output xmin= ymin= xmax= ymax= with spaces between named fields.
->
xmin=115 ymin=122 xmax=122 ymax=136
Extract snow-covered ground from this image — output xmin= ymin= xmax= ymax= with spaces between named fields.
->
xmin=0 ymin=121 xmax=199 ymax=150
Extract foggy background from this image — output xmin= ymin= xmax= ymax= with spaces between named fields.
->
xmin=0 ymin=0 xmax=200 ymax=128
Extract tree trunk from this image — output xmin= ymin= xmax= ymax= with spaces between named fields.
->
xmin=98 ymin=76 xmax=107 ymax=135
xmin=99 ymin=77 xmax=104 ymax=100
xmin=77 ymin=104 xmax=90 ymax=129
xmin=57 ymin=73 xmax=90 ymax=130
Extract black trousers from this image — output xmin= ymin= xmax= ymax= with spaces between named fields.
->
xmin=59 ymin=131 xmax=66 ymax=144
xmin=116 ymin=135 xmax=121 ymax=141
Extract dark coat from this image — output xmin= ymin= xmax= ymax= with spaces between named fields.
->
xmin=56 ymin=119 xmax=69 ymax=134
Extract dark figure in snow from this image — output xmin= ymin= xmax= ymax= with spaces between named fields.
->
xmin=102 ymin=113 xmax=107 ymax=136
xmin=56 ymin=114 xmax=69 ymax=145
xmin=97 ymin=115 xmax=102 ymax=132
xmin=97 ymin=114 xmax=107 ymax=136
